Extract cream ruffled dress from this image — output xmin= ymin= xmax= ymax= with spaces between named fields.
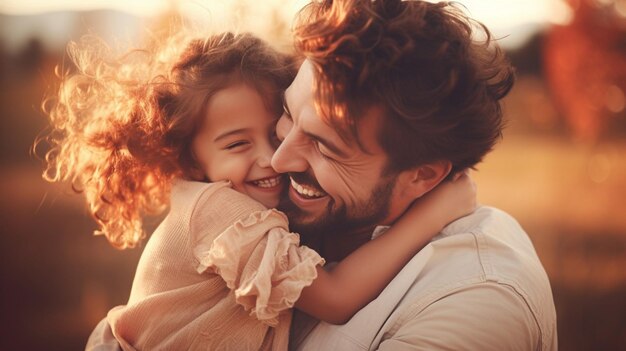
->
xmin=107 ymin=180 xmax=325 ymax=350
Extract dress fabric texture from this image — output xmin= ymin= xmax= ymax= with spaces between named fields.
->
xmin=107 ymin=180 xmax=324 ymax=351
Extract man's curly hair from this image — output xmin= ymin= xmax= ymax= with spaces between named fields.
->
xmin=294 ymin=0 xmax=515 ymax=175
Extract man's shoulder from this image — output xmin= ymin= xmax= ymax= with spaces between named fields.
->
xmin=436 ymin=205 xmax=525 ymax=242
xmin=392 ymin=206 xmax=557 ymax=349
xmin=413 ymin=205 xmax=552 ymax=308
xmin=428 ymin=206 xmax=547 ymax=287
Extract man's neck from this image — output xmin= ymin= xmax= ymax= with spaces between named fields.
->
xmin=320 ymin=226 xmax=376 ymax=262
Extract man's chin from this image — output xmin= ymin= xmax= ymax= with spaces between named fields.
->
xmin=277 ymin=173 xmax=396 ymax=246
xmin=278 ymin=198 xmax=335 ymax=241
xmin=282 ymin=201 xmax=380 ymax=246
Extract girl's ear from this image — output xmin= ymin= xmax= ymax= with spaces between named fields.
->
xmin=185 ymin=144 xmax=208 ymax=181
xmin=187 ymin=166 xmax=207 ymax=182
xmin=397 ymin=160 xmax=452 ymax=200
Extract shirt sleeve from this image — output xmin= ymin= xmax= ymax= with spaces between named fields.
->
xmin=377 ymin=283 xmax=541 ymax=351
xmin=190 ymin=187 xmax=325 ymax=327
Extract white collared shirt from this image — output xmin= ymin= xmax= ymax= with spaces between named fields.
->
xmin=290 ymin=206 xmax=557 ymax=351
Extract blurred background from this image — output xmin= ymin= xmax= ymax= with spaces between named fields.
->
xmin=1 ymin=0 xmax=625 ymax=350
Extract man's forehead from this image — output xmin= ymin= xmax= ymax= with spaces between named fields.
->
xmin=285 ymin=60 xmax=385 ymax=154
xmin=285 ymin=60 xmax=315 ymax=105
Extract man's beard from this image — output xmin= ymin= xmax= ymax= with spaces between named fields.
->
xmin=277 ymin=172 xmax=397 ymax=246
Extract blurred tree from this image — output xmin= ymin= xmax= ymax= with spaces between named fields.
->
xmin=17 ymin=37 xmax=45 ymax=75
xmin=507 ymin=32 xmax=545 ymax=77
xmin=544 ymin=0 xmax=626 ymax=140
xmin=0 ymin=39 xmax=8 ymax=81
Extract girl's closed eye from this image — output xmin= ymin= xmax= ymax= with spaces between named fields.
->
xmin=224 ymin=140 xmax=250 ymax=151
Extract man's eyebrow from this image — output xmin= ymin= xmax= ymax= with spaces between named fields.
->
xmin=303 ymin=131 xmax=350 ymax=159
xmin=214 ymin=128 xmax=248 ymax=142
xmin=281 ymin=90 xmax=347 ymax=157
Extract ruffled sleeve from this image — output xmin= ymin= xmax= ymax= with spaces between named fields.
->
xmin=194 ymin=209 xmax=325 ymax=327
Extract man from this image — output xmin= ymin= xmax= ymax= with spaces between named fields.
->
xmin=88 ymin=0 xmax=557 ymax=349
xmin=271 ymin=0 xmax=556 ymax=350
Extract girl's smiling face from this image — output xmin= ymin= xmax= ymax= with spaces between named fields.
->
xmin=192 ymin=83 xmax=284 ymax=208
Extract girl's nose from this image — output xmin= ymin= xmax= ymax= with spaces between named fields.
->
xmin=256 ymin=141 xmax=274 ymax=169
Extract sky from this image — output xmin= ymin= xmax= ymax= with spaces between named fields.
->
xmin=0 ymin=0 xmax=573 ymax=50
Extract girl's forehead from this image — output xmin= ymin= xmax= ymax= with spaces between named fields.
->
xmin=202 ymin=83 xmax=278 ymax=138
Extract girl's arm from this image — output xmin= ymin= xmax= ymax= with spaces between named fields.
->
xmin=294 ymin=172 xmax=476 ymax=324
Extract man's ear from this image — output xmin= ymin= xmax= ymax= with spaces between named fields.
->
xmin=398 ymin=160 xmax=452 ymax=199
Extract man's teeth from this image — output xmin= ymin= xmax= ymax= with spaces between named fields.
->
xmin=290 ymin=178 xmax=325 ymax=198
xmin=252 ymin=176 xmax=281 ymax=188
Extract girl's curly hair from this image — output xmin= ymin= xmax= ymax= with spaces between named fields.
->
xmin=41 ymin=32 xmax=295 ymax=249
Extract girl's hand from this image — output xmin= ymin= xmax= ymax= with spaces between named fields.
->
xmin=402 ymin=170 xmax=477 ymax=231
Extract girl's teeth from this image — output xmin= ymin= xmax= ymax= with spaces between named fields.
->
xmin=253 ymin=177 xmax=280 ymax=188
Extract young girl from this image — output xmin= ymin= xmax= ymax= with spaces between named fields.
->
xmin=43 ymin=32 xmax=475 ymax=350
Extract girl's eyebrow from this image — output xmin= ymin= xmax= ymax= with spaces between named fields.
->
xmin=213 ymin=128 xmax=249 ymax=142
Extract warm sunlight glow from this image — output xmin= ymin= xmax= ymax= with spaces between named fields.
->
xmin=0 ymin=0 xmax=171 ymax=16
xmin=1 ymin=0 xmax=569 ymax=26
xmin=0 ymin=0 xmax=570 ymax=49
xmin=447 ymin=0 xmax=573 ymax=46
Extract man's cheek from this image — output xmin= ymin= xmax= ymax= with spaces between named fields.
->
xmin=314 ymin=172 xmax=334 ymax=195
xmin=320 ymin=168 xmax=358 ymax=201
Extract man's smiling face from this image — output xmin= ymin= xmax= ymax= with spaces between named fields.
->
xmin=271 ymin=61 xmax=403 ymax=239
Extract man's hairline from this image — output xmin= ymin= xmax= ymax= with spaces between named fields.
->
xmin=286 ymin=59 xmax=438 ymax=178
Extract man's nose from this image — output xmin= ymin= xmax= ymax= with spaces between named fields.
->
xmin=271 ymin=132 xmax=308 ymax=173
